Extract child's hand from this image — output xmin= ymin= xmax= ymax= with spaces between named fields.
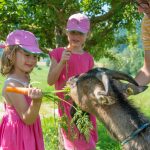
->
xmin=60 ymin=49 xmax=71 ymax=64
xmin=28 ymin=87 xmax=43 ymax=102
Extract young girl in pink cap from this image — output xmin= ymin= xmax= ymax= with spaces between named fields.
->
xmin=47 ymin=13 xmax=98 ymax=150
xmin=0 ymin=30 xmax=45 ymax=150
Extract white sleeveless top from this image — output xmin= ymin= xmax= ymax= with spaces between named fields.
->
xmin=6 ymin=77 xmax=29 ymax=87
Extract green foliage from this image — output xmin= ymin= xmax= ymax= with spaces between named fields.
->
xmin=0 ymin=0 xmax=142 ymax=59
xmin=129 ymin=85 xmax=150 ymax=117
xmin=119 ymin=47 xmax=143 ymax=76
xmin=80 ymin=0 xmax=141 ymax=60
xmin=96 ymin=29 xmax=143 ymax=76
xmin=58 ymin=114 xmax=68 ymax=132
xmin=116 ymin=30 xmax=143 ymax=75
xmin=70 ymin=107 xmax=93 ymax=142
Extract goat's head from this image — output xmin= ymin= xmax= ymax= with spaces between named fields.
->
xmin=67 ymin=68 xmax=148 ymax=114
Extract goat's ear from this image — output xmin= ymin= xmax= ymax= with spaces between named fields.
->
xmin=96 ymin=72 xmax=111 ymax=95
xmin=93 ymin=86 xmax=116 ymax=105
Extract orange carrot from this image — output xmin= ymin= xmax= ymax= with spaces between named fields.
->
xmin=6 ymin=86 xmax=28 ymax=95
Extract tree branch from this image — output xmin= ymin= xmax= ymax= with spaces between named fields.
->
xmin=91 ymin=0 xmax=132 ymax=24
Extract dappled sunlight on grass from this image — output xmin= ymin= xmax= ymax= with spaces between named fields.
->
xmin=40 ymin=102 xmax=58 ymax=118
xmin=129 ymin=85 xmax=150 ymax=117
xmin=96 ymin=121 xmax=121 ymax=150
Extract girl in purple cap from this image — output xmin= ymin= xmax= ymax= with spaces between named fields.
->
xmin=0 ymin=30 xmax=44 ymax=150
xmin=47 ymin=13 xmax=98 ymax=150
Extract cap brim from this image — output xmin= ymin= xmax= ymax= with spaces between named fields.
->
xmin=66 ymin=28 xmax=88 ymax=34
xmin=20 ymin=45 xmax=43 ymax=55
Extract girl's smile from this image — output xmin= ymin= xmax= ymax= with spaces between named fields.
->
xmin=67 ymin=30 xmax=88 ymax=49
xmin=15 ymin=50 xmax=38 ymax=73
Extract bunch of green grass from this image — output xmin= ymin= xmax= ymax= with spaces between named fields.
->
xmin=42 ymin=117 xmax=58 ymax=150
xmin=96 ymin=121 xmax=121 ymax=150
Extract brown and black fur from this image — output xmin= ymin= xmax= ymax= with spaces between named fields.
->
xmin=67 ymin=67 xmax=150 ymax=150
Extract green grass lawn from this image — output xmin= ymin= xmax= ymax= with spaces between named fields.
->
xmin=0 ymin=64 xmax=150 ymax=150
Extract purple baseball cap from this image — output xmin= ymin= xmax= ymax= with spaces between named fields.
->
xmin=5 ymin=30 xmax=42 ymax=54
xmin=66 ymin=13 xmax=90 ymax=34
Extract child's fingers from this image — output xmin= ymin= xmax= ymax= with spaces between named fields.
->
xmin=63 ymin=50 xmax=71 ymax=57
xmin=28 ymin=87 xmax=43 ymax=100
xmin=61 ymin=50 xmax=71 ymax=63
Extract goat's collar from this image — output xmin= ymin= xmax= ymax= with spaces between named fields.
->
xmin=121 ymin=122 xmax=150 ymax=145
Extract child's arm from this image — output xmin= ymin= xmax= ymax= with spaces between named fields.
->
xmin=135 ymin=50 xmax=150 ymax=86
xmin=23 ymin=87 xmax=42 ymax=125
xmin=47 ymin=50 xmax=71 ymax=85
xmin=3 ymin=83 xmax=42 ymax=125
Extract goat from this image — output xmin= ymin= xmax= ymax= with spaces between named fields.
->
xmin=67 ymin=67 xmax=150 ymax=150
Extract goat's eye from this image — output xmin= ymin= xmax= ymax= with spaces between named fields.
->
xmin=70 ymin=82 xmax=76 ymax=88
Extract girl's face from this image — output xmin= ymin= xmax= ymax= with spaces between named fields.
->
xmin=67 ymin=31 xmax=88 ymax=48
xmin=14 ymin=49 xmax=38 ymax=73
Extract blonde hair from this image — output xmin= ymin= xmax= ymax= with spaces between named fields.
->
xmin=0 ymin=45 xmax=20 ymax=76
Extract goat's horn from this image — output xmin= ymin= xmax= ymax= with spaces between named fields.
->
xmin=96 ymin=72 xmax=112 ymax=95
xmin=106 ymin=70 xmax=138 ymax=86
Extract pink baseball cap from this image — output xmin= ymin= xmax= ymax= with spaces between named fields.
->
xmin=5 ymin=30 xmax=42 ymax=54
xmin=66 ymin=13 xmax=90 ymax=34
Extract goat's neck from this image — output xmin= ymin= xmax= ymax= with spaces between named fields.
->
xmin=94 ymin=102 xmax=147 ymax=142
